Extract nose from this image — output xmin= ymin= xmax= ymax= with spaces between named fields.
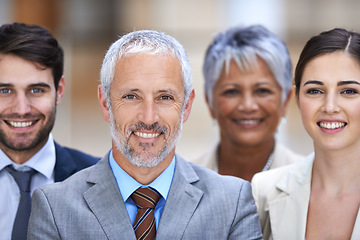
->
xmin=321 ymin=92 xmax=340 ymax=114
xmin=12 ymin=93 xmax=32 ymax=114
xmin=238 ymin=94 xmax=259 ymax=112
xmin=138 ymin=99 xmax=160 ymax=125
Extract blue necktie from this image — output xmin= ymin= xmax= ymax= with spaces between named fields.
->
xmin=6 ymin=165 xmax=36 ymax=240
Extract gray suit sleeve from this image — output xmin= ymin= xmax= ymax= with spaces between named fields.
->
xmin=229 ymin=181 xmax=263 ymax=240
xmin=28 ymin=188 xmax=61 ymax=240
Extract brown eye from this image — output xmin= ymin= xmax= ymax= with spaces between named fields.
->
xmin=222 ymin=89 xmax=239 ymax=96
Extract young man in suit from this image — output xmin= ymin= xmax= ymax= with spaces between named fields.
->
xmin=28 ymin=29 xmax=262 ymax=240
xmin=0 ymin=22 xmax=99 ymax=240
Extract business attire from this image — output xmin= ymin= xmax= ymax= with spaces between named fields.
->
xmin=0 ymin=134 xmax=99 ymax=240
xmin=28 ymin=152 xmax=263 ymax=240
xmin=190 ymin=142 xmax=305 ymax=172
xmin=251 ymin=154 xmax=360 ymax=240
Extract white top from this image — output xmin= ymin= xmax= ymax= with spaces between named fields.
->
xmin=189 ymin=142 xmax=304 ymax=173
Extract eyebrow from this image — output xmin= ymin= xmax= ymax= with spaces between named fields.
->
xmin=0 ymin=82 xmax=13 ymax=87
xmin=303 ymin=80 xmax=323 ymax=86
xmin=337 ymin=80 xmax=360 ymax=86
xmin=0 ymin=82 xmax=52 ymax=88
xmin=303 ymin=80 xmax=360 ymax=86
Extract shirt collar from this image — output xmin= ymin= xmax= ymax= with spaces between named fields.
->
xmin=109 ymin=149 xmax=175 ymax=202
xmin=0 ymin=134 xmax=56 ymax=179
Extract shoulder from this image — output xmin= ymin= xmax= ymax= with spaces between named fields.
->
xmin=178 ymin=155 xmax=252 ymax=198
xmin=55 ymin=142 xmax=100 ymax=167
xmin=39 ymin=156 xmax=107 ymax=197
xmin=176 ymin=157 xmax=262 ymax=238
xmin=270 ymin=142 xmax=306 ymax=169
xmin=252 ymin=154 xmax=314 ymax=204
xmin=188 ymin=144 xmax=218 ymax=171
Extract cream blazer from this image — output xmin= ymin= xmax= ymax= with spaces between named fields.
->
xmin=190 ymin=142 xmax=304 ymax=172
xmin=251 ymin=154 xmax=360 ymax=240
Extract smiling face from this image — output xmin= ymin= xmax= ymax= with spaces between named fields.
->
xmin=297 ymin=52 xmax=360 ymax=151
xmin=98 ymin=53 xmax=194 ymax=168
xmin=0 ymin=54 xmax=64 ymax=163
xmin=209 ymin=58 xmax=288 ymax=147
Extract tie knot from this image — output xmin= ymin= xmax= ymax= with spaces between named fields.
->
xmin=6 ymin=165 xmax=36 ymax=192
xmin=131 ymin=187 xmax=160 ymax=209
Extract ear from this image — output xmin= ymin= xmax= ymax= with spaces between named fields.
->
xmin=182 ymin=89 xmax=195 ymax=123
xmin=56 ymin=76 xmax=65 ymax=105
xmin=98 ymin=84 xmax=111 ymax=122
xmin=205 ymin=94 xmax=216 ymax=119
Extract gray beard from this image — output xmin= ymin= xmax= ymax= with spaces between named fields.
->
xmin=109 ymin=109 xmax=183 ymax=168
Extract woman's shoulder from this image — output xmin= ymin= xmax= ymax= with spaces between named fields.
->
xmin=252 ymin=154 xmax=314 ymax=198
xmin=271 ymin=142 xmax=307 ymax=169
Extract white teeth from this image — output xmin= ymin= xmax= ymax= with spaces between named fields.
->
xmin=8 ymin=121 xmax=33 ymax=128
xmin=134 ymin=132 xmax=160 ymax=138
xmin=238 ymin=120 xmax=260 ymax=124
xmin=320 ymin=122 xmax=345 ymax=129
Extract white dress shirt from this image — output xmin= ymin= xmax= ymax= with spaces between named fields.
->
xmin=0 ymin=134 xmax=56 ymax=240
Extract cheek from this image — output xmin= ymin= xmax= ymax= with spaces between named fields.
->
xmin=298 ymin=101 xmax=315 ymax=128
xmin=213 ymin=98 xmax=238 ymax=117
xmin=259 ymin=98 xmax=282 ymax=115
xmin=34 ymin=100 xmax=56 ymax=114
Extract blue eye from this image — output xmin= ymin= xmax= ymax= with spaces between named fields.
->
xmin=341 ymin=89 xmax=358 ymax=95
xmin=160 ymin=95 xmax=173 ymax=100
xmin=0 ymin=88 xmax=11 ymax=94
xmin=31 ymin=88 xmax=43 ymax=93
xmin=124 ymin=94 xmax=136 ymax=99
xmin=306 ymin=89 xmax=322 ymax=94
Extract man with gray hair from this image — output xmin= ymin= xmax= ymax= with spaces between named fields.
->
xmin=28 ymin=29 xmax=262 ymax=240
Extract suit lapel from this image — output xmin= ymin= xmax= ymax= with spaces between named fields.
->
xmin=268 ymin=156 xmax=313 ymax=240
xmin=83 ymin=153 xmax=136 ymax=240
xmin=156 ymin=155 xmax=203 ymax=239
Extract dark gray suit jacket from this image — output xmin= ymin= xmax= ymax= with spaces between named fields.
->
xmin=28 ymin=152 xmax=263 ymax=240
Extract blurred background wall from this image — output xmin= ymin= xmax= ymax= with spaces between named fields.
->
xmin=1 ymin=0 xmax=359 ymax=159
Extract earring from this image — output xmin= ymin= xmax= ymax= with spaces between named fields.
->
xmin=211 ymin=119 xmax=217 ymax=127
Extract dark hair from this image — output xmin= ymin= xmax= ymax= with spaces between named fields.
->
xmin=0 ymin=22 xmax=64 ymax=89
xmin=294 ymin=28 xmax=360 ymax=95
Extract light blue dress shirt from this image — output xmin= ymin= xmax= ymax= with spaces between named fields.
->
xmin=0 ymin=134 xmax=56 ymax=240
xmin=109 ymin=149 xmax=175 ymax=229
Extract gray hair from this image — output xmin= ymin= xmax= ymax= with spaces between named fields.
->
xmin=100 ymin=30 xmax=192 ymax=108
xmin=203 ymin=25 xmax=292 ymax=106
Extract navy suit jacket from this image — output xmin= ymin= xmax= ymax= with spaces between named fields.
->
xmin=54 ymin=142 xmax=100 ymax=182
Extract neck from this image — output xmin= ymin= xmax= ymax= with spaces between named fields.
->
xmin=217 ymin=137 xmax=275 ymax=181
xmin=0 ymin=142 xmax=47 ymax=165
xmin=113 ymin=147 xmax=175 ymax=185
xmin=312 ymin=145 xmax=360 ymax=194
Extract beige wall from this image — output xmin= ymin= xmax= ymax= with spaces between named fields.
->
xmin=3 ymin=0 xmax=360 ymax=158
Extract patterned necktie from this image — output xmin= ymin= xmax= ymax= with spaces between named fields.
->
xmin=6 ymin=165 xmax=36 ymax=240
xmin=131 ymin=187 xmax=160 ymax=240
